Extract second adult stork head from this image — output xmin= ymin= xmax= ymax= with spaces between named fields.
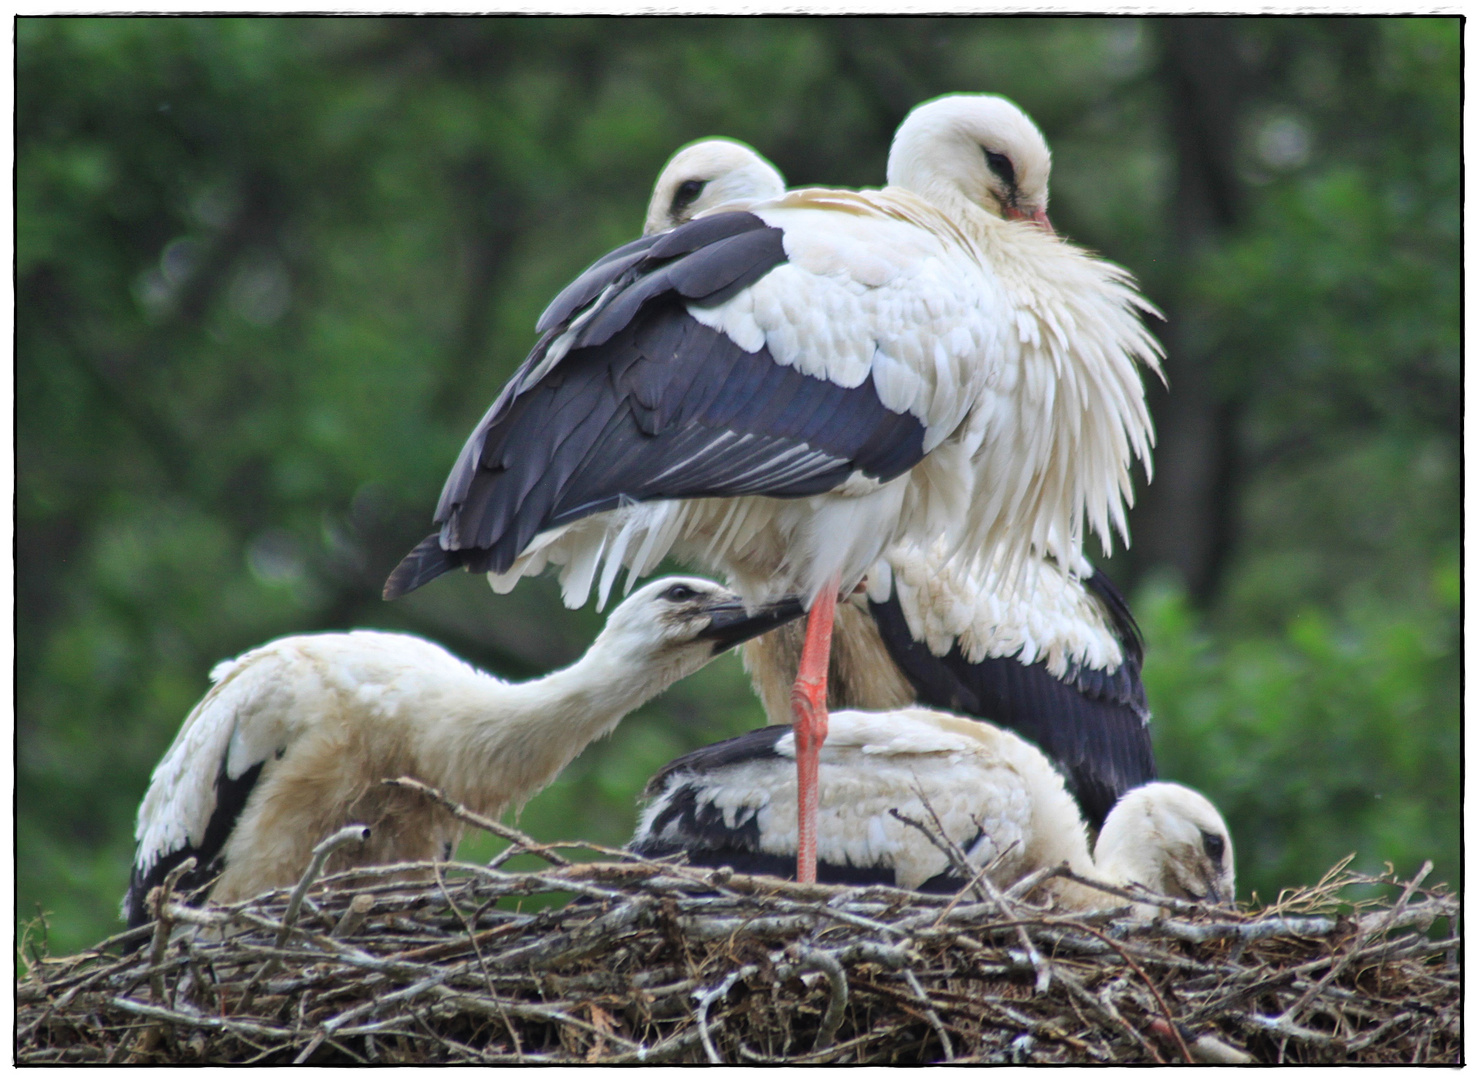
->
xmin=638 ymin=136 xmax=1155 ymax=832
xmin=385 ymin=94 xmax=1161 ymax=881
xmin=124 ymin=577 xmax=802 ymax=928
xmin=643 ymin=137 xmax=785 ymax=235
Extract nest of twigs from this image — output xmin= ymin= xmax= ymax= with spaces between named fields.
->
xmin=18 ymin=780 xmax=1460 ymax=1064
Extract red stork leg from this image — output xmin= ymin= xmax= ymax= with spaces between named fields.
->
xmin=790 ymin=575 xmax=839 ymax=884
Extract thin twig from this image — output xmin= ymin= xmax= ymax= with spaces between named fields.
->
xmin=277 ymin=825 xmax=373 ymax=950
xmin=1049 ymin=866 xmax=1227 ymax=917
xmin=1278 ymin=860 xmax=1431 ymax=1028
xmin=146 ymin=857 xmax=197 ymax=1004
xmin=383 ymin=777 xmax=571 ymax=866
xmin=899 ymin=967 xmax=954 ymax=1061
xmin=693 ymin=968 xmax=746 ymax=1063
xmin=1004 ymin=861 xmax=1069 ymax=902
xmin=330 ymin=894 xmax=376 ymax=940
xmin=238 ymin=825 xmax=369 ymax=1013
xmin=889 ymin=808 xmax=982 ymax=899
xmin=794 ymin=948 xmax=849 ymax=1051
xmin=976 ymin=869 xmax=1053 ymax=994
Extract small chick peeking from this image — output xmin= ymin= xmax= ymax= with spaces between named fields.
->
xmin=124 ymin=578 xmax=804 ymax=926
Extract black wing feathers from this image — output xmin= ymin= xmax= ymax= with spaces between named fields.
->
xmin=868 ymin=583 xmax=1155 ymax=832
xmin=632 ymin=725 xmax=968 ymax=893
xmin=646 ymin=209 xmax=771 ymax=260
xmin=448 ymin=311 xmax=927 ymax=575
xmin=386 ymin=211 xmax=928 ymax=598
xmin=124 ymin=759 xmax=266 ymax=929
xmin=638 ymin=845 xmax=922 ymax=891
xmin=1073 ymin=570 xmax=1149 ymax=713
xmin=571 ymin=220 xmax=787 ymax=349
xmin=383 ymin=534 xmax=467 ymax=600
xmin=641 ymin=725 xmax=791 ymax=798
xmin=535 ymin=233 xmax=661 ymax=334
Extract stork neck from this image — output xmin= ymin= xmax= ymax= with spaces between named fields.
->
xmin=1047 ymin=830 xmax=1158 ymax=913
xmin=425 ymin=639 xmax=692 ymax=821
xmin=1090 ymin=828 xmax=1165 ymax=898
xmin=517 ymin=637 xmax=694 ymax=737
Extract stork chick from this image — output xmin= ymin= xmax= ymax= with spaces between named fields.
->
xmin=124 ymin=577 xmax=803 ymax=927
xmin=631 ymin=708 xmax=1233 ymax=913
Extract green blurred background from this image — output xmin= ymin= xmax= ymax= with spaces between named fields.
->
xmin=17 ymin=17 xmax=1458 ymax=956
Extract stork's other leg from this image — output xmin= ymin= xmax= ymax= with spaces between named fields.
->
xmin=790 ymin=575 xmax=839 ymax=884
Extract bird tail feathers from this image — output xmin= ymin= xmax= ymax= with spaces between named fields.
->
xmin=383 ymin=533 xmax=464 ymax=599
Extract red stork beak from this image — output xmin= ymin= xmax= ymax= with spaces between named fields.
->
xmin=1006 ymin=205 xmax=1055 ymax=234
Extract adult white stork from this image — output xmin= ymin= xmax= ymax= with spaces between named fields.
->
xmin=124 ymin=577 xmax=802 ymax=927
xmin=384 ymin=94 xmax=1162 ymax=882
xmin=631 ymin=708 xmax=1234 ymax=911
xmin=640 ymin=138 xmax=1155 ymax=831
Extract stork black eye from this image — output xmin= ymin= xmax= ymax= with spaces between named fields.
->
xmin=1200 ymin=830 xmax=1226 ymax=866
xmin=983 ymin=149 xmax=1016 ymax=189
xmin=671 ymin=178 xmax=707 ymax=212
xmin=661 ymin=583 xmax=698 ymax=603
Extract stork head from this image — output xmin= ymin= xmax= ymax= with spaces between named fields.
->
xmin=1094 ymin=782 xmax=1236 ymax=907
xmin=644 ymin=138 xmax=786 ymax=235
xmin=887 ymin=94 xmax=1053 ymax=231
xmin=596 ymin=576 xmax=806 ymax=679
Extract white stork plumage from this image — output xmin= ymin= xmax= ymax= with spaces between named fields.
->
xmin=124 ymin=577 xmax=802 ymax=927
xmin=746 ymin=546 xmax=1153 ymax=830
xmin=640 ymin=137 xmax=1155 ymax=831
xmin=631 ymin=708 xmax=1233 ymax=912
xmin=384 ymin=94 xmax=1162 ymax=882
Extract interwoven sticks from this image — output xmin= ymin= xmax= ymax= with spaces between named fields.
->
xmin=18 ymin=790 xmax=1459 ymax=1064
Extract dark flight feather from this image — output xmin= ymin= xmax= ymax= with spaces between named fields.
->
xmin=124 ymin=758 xmax=266 ymax=929
xmin=866 ymin=570 xmax=1154 ymax=831
xmin=387 ymin=211 xmax=928 ymax=598
xmin=632 ymin=725 xmax=970 ymax=893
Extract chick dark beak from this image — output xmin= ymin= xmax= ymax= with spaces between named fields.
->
xmin=697 ymin=595 xmax=807 ymax=653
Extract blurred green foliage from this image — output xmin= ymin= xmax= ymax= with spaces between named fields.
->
xmin=17 ymin=17 xmax=1457 ymax=956
xmin=1142 ymin=553 xmax=1459 ymax=903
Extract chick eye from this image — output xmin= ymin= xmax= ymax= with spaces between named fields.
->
xmin=1200 ymin=830 xmax=1226 ymax=866
xmin=983 ymin=149 xmax=1016 ymax=189
xmin=671 ymin=178 xmax=707 ymax=212
xmin=661 ymin=583 xmax=698 ymax=603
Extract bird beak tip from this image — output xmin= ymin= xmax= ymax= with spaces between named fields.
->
xmin=698 ymin=595 xmax=806 ymax=652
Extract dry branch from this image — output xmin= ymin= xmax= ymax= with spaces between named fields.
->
xmin=18 ymin=805 xmax=1459 ymax=1064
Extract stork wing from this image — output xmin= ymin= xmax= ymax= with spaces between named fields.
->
xmin=385 ymin=210 xmax=929 ymax=598
xmin=631 ymin=716 xmax=1023 ymax=893
xmin=123 ymin=646 xmax=296 ymax=927
xmin=633 ymin=725 xmax=933 ymax=889
xmin=868 ymin=569 xmax=1153 ymax=832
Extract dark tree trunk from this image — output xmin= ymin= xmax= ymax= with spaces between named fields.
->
xmin=1130 ymin=18 xmax=1253 ymax=603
